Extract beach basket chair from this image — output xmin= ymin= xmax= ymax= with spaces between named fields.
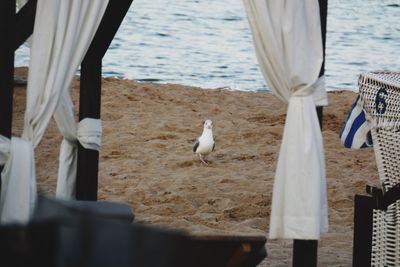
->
xmin=354 ymin=71 xmax=400 ymax=267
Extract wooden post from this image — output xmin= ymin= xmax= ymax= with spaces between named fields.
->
xmin=76 ymin=0 xmax=134 ymax=200
xmin=352 ymin=195 xmax=374 ymax=266
xmin=0 ymin=0 xmax=16 ymax=191
xmin=76 ymin=57 xmax=102 ymax=200
xmin=292 ymin=0 xmax=327 ymax=266
xmin=15 ymin=0 xmax=37 ymax=50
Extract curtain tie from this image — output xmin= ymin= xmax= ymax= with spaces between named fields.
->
xmin=77 ymin=118 xmax=102 ymax=151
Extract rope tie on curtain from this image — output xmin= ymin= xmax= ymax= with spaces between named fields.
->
xmin=290 ymin=76 xmax=328 ymax=108
xmin=291 ymin=88 xmax=314 ymax=98
xmin=60 ymin=118 xmax=102 ymax=150
xmin=312 ymin=76 xmax=328 ymax=106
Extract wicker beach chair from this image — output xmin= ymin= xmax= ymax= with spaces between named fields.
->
xmin=356 ymin=71 xmax=400 ymax=267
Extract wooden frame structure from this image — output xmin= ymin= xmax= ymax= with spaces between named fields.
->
xmin=189 ymin=235 xmax=267 ymax=267
xmin=0 ymin=0 xmax=16 ymax=189
xmin=0 ymin=1 xmax=269 ymax=266
xmin=77 ymin=0 xmax=134 ymax=200
xmin=0 ymin=0 xmax=133 ymax=201
xmin=0 ymin=0 xmax=334 ymax=265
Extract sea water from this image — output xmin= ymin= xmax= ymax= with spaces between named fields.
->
xmin=15 ymin=0 xmax=400 ymax=92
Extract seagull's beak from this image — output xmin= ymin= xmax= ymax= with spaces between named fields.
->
xmin=203 ymin=120 xmax=213 ymax=129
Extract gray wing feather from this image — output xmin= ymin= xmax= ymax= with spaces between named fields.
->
xmin=193 ymin=139 xmax=200 ymax=153
xmin=212 ymin=141 xmax=215 ymax=152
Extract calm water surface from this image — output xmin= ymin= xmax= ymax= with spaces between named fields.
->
xmin=15 ymin=1 xmax=400 ymax=92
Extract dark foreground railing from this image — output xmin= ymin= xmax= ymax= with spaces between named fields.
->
xmin=0 ymin=195 xmax=266 ymax=267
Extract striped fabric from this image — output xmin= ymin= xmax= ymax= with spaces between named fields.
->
xmin=339 ymin=95 xmax=373 ymax=149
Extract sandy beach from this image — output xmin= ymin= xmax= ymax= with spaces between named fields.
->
xmin=12 ymin=67 xmax=378 ymax=266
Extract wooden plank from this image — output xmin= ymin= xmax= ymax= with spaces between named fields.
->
xmin=226 ymin=243 xmax=252 ymax=267
xmin=293 ymin=240 xmax=318 ymax=267
xmin=84 ymin=0 xmax=134 ymax=60
xmin=352 ymin=195 xmax=374 ymax=267
xmin=189 ymin=235 xmax=267 ymax=267
xmin=0 ymin=0 xmax=16 ymax=139
xmin=76 ymin=0 xmax=134 ymax=200
xmin=76 ymin=57 xmax=102 ymax=200
xmin=318 ymin=0 xmax=328 ymax=78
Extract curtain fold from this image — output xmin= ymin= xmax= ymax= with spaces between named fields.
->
xmin=243 ymin=0 xmax=328 ymax=239
xmin=0 ymin=136 xmax=11 ymax=165
xmin=54 ymin=110 xmax=102 ymax=199
xmin=0 ymin=0 xmax=109 ymax=223
xmin=0 ymin=138 xmax=37 ymax=223
xmin=22 ymin=0 xmax=109 ymax=146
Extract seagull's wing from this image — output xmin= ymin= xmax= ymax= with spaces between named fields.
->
xmin=193 ymin=139 xmax=200 ymax=153
xmin=212 ymin=141 xmax=216 ymax=152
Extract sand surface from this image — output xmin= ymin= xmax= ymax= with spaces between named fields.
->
xmin=12 ymin=67 xmax=378 ymax=266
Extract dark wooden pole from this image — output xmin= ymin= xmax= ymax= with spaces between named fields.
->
xmin=76 ymin=0 xmax=134 ymax=200
xmin=316 ymin=0 xmax=328 ymax=129
xmin=292 ymin=0 xmax=327 ymax=266
xmin=76 ymin=57 xmax=102 ymax=200
xmin=0 ymin=0 xmax=16 ymax=191
xmin=352 ymin=195 xmax=373 ymax=266
xmin=15 ymin=0 xmax=37 ymax=50
xmin=0 ymin=0 xmax=16 ymax=138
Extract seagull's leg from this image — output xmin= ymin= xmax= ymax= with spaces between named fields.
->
xmin=199 ymin=154 xmax=208 ymax=165
xmin=203 ymin=154 xmax=210 ymax=164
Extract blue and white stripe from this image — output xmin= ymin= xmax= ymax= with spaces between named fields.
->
xmin=339 ymin=95 xmax=373 ymax=149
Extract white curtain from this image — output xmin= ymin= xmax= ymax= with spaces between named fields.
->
xmin=54 ymin=98 xmax=103 ymax=199
xmin=0 ymin=0 xmax=108 ymax=223
xmin=0 ymin=136 xmax=36 ymax=223
xmin=243 ymin=0 xmax=328 ymax=239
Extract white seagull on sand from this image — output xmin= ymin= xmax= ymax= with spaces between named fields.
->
xmin=193 ymin=119 xmax=215 ymax=164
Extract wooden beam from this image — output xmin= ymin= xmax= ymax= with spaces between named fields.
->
xmin=318 ymin=0 xmax=328 ymax=78
xmin=316 ymin=0 xmax=328 ymax=129
xmin=84 ymin=0 xmax=134 ymax=60
xmin=76 ymin=0 xmax=134 ymax=200
xmin=188 ymin=235 xmax=267 ymax=267
xmin=293 ymin=0 xmax=327 ymax=266
xmin=76 ymin=57 xmax=102 ymax=201
xmin=352 ymin=195 xmax=373 ymax=266
xmin=0 ymin=1 xmax=16 ymax=139
xmin=15 ymin=0 xmax=37 ymax=51
xmin=293 ymin=240 xmax=318 ymax=267
xmin=0 ymin=0 xmax=16 ymax=191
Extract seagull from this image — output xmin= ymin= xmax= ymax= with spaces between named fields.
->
xmin=193 ymin=119 xmax=215 ymax=165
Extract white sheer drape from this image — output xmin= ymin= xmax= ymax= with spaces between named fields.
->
xmin=0 ymin=0 xmax=108 ymax=223
xmin=0 ymin=136 xmax=10 ymax=166
xmin=243 ymin=0 xmax=328 ymax=239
